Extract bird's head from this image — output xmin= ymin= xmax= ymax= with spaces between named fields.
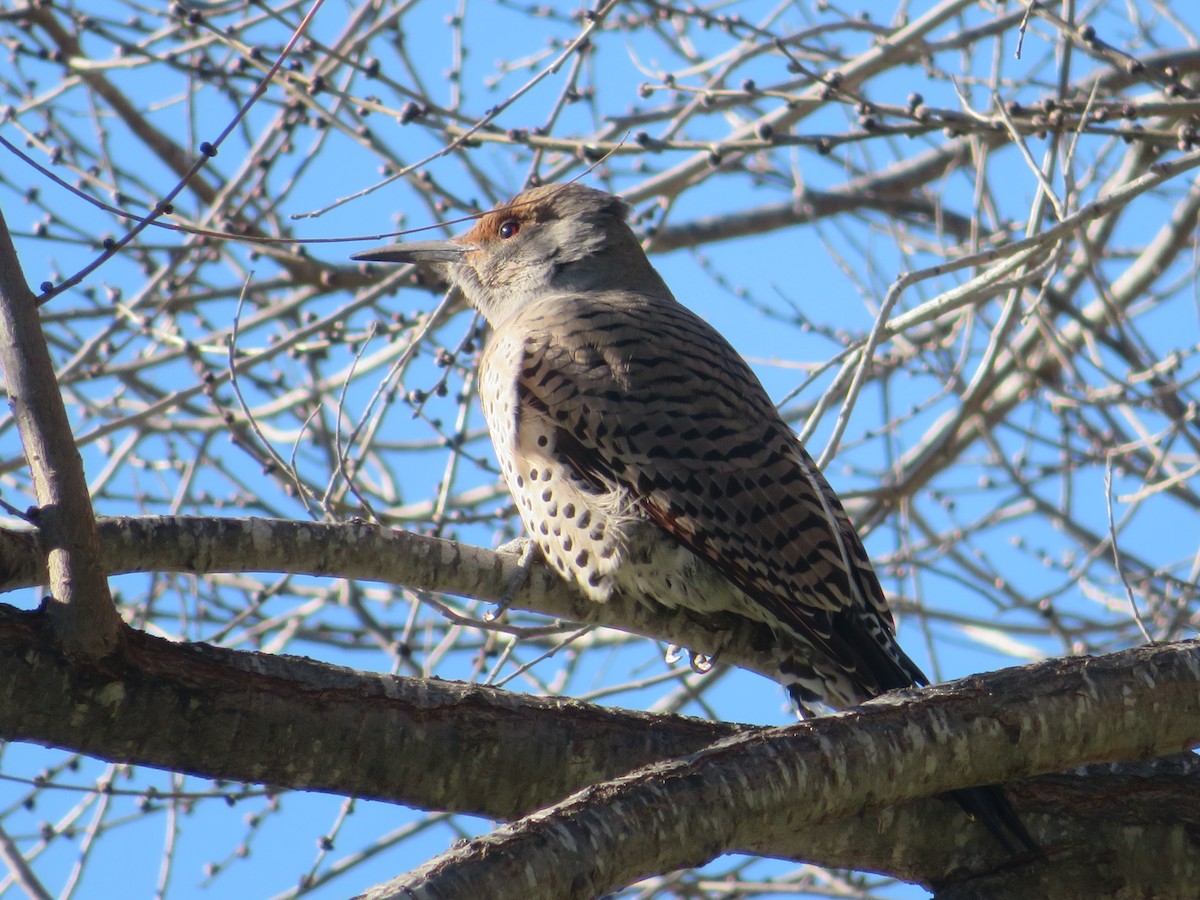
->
xmin=352 ymin=182 xmax=670 ymax=326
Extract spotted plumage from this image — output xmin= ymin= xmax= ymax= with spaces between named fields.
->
xmin=477 ymin=284 xmax=925 ymax=709
xmin=353 ymin=182 xmax=1037 ymax=853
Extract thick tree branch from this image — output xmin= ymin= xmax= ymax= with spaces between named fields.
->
xmin=0 ymin=602 xmax=738 ymax=819
xmin=367 ymin=641 xmax=1200 ymax=900
xmin=0 ymin=516 xmax=786 ymax=683
xmin=0 ymin=210 xmax=119 ymax=657
xmin=0 ymin=596 xmax=1196 ymax=895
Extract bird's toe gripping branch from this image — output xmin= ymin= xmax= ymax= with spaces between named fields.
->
xmin=486 ymin=536 xmax=539 ymax=622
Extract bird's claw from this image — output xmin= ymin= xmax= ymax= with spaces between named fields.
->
xmin=664 ymin=643 xmax=716 ymax=673
xmin=486 ymin=537 xmax=537 ymax=622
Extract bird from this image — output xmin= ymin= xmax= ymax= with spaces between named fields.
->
xmin=353 ymin=181 xmax=1037 ymax=853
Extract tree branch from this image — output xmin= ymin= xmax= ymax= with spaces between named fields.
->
xmin=1 ymin=596 xmax=1196 ymax=895
xmin=366 ymin=641 xmax=1200 ymax=900
xmin=0 ymin=602 xmax=738 ymax=818
xmin=0 ymin=515 xmax=786 ymax=684
xmin=0 ymin=210 xmax=119 ymax=657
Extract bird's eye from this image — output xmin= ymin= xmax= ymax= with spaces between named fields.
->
xmin=497 ymin=219 xmax=520 ymax=239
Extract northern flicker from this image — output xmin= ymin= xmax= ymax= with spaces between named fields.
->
xmin=353 ymin=181 xmax=1036 ymax=852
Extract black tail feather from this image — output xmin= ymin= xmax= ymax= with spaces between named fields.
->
xmin=949 ymin=784 xmax=1041 ymax=856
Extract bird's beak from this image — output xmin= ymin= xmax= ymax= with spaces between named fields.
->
xmin=351 ymin=239 xmax=467 ymax=265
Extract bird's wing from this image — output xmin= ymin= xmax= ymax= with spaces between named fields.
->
xmin=506 ymin=291 xmax=926 ymax=694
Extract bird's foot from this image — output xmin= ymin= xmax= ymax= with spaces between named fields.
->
xmin=485 ymin=537 xmax=538 ymax=622
xmin=664 ymin=644 xmax=717 ymax=674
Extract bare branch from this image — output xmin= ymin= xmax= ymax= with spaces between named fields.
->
xmin=368 ymin=641 xmax=1200 ymax=899
xmin=0 ymin=211 xmax=119 ymax=656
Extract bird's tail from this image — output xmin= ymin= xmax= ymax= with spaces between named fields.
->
xmin=777 ymin=629 xmax=1040 ymax=855
xmin=950 ymin=784 xmax=1041 ymax=855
